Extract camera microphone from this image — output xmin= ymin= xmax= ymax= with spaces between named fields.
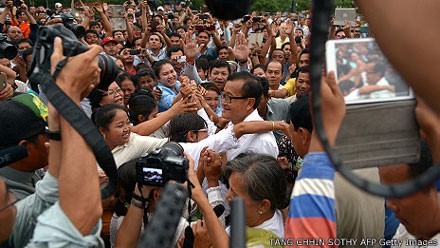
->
xmin=0 ymin=145 xmax=28 ymax=168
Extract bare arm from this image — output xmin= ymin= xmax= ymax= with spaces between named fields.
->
xmin=125 ymin=15 xmax=134 ymax=44
xmin=233 ymin=121 xmax=289 ymax=139
xmin=95 ymin=3 xmax=112 ymax=38
xmin=51 ymin=38 xmax=103 ymax=235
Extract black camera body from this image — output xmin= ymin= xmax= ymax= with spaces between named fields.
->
xmin=0 ymin=33 xmax=17 ymax=60
xmin=28 ymin=25 xmax=117 ymax=92
xmin=136 ymin=142 xmax=188 ymax=187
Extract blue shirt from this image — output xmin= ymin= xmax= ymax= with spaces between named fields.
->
xmin=157 ymin=81 xmax=181 ymax=112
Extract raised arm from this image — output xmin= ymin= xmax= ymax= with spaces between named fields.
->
xmin=94 ymin=3 xmax=112 ymax=38
xmin=51 ymin=37 xmax=104 ymax=235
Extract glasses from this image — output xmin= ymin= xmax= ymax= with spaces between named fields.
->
xmin=102 ymin=88 xmax=123 ymax=97
xmin=193 ymin=128 xmax=208 ymax=133
xmin=221 ymin=93 xmax=249 ymax=104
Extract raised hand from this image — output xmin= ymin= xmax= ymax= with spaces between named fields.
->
xmin=184 ymin=31 xmax=203 ymax=61
xmin=234 ymin=33 xmax=250 ymax=62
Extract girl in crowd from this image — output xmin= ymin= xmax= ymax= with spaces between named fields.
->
xmin=201 ymin=82 xmax=222 ymax=116
xmin=93 ymin=104 xmax=168 ymax=168
xmin=89 ymin=81 xmax=125 ymax=112
xmin=152 ymin=59 xmax=185 ymax=112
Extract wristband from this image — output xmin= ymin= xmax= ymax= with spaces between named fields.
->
xmin=186 ymin=57 xmax=195 ymax=64
xmin=46 ymin=129 xmax=61 ymax=141
xmin=131 ymin=198 xmax=149 ymax=209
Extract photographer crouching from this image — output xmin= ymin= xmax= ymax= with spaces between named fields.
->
xmin=0 ymin=37 xmax=105 ymax=246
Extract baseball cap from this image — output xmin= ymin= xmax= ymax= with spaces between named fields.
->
xmin=0 ymin=93 xmax=48 ymax=149
xmin=102 ymin=37 xmax=118 ymax=46
xmin=157 ymin=6 xmax=164 ymax=11
xmin=55 ymin=3 xmax=63 ymax=8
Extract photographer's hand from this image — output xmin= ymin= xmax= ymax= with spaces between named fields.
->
xmin=50 ymin=37 xmax=102 ymax=104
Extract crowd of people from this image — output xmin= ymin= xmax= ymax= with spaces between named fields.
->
xmin=0 ymin=0 xmax=439 ymax=247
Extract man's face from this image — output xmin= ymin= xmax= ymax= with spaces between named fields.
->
xmin=91 ymin=25 xmax=101 ymax=34
xmin=86 ymin=33 xmax=100 ymax=45
xmin=134 ymin=39 xmax=142 ymax=50
xmin=17 ymin=42 xmax=31 ymax=52
xmin=266 ymin=62 xmax=283 ymax=89
xmin=120 ymin=48 xmax=134 ymax=64
xmin=113 ymin=31 xmax=125 ymax=42
xmin=271 ymin=50 xmax=285 ymax=64
xmin=7 ymin=27 xmax=22 ymax=40
xmin=196 ymin=32 xmax=210 ymax=46
xmin=170 ymin=50 xmax=184 ymax=71
xmin=18 ymin=12 xmax=28 ymax=21
xmin=298 ymin=53 xmax=310 ymax=67
xmin=177 ymin=28 xmax=186 ymax=38
xmin=379 ymin=164 xmax=439 ymax=239
xmin=222 ymin=79 xmax=253 ymax=124
xmin=365 ymin=63 xmax=381 ymax=85
xmin=170 ymin=36 xmax=181 ymax=46
xmin=209 ymin=66 xmax=229 ymax=91
xmin=279 ymin=23 xmax=287 ymax=35
xmin=218 ymin=48 xmax=229 ymax=60
xmin=295 ymin=71 xmax=311 ymax=97
xmin=148 ymin=34 xmax=162 ymax=50
xmin=103 ymin=42 xmax=118 ymax=56
xmin=289 ymin=122 xmax=310 ymax=158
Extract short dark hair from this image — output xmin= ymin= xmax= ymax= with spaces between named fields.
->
xmin=166 ymin=45 xmax=184 ymax=58
xmin=115 ymin=72 xmax=136 ymax=88
xmin=250 ymin=64 xmax=267 ymax=75
xmin=15 ymin=38 xmax=33 ymax=48
xmin=169 ymin=32 xmax=182 ymax=39
xmin=209 ymin=60 xmax=231 ymax=75
xmin=256 ymin=76 xmax=270 ymax=97
xmin=297 ymin=65 xmax=310 ymax=78
xmin=289 ymin=94 xmax=312 ymax=133
xmin=127 ymin=91 xmax=157 ymax=125
xmin=224 ymin=153 xmax=289 ymax=211
xmin=196 ymin=58 xmax=209 ymax=72
xmin=94 ymin=104 xmax=127 ymax=130
xmin=85 ymin=29 xmax=99 ymax=37
xmin=372 ymin=62 xmax=387 ymax=77
xmin=134 ymin=68 xmax=156 ymax=87
xmin=169 ymin=113 xmax=207 ymax=142
xmin=201 ymin=82 xmax=220 ymax=95
xmin=227 ymin=71 xmax=262 ymax=109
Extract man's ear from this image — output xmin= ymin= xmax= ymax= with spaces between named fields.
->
xmin=246 ymin=97 xmax=256 ymax=110
xmin=187 ymin=130 xmax=198 ymax=142
xmin=299 ymin=127 xmax=312 ymax=145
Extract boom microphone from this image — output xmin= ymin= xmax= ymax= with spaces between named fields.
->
xmin=0 ymin=145 xmax=28 ymax=168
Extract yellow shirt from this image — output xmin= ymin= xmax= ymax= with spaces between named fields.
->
xmin=283 ymin=78 xmax=296 ymax=96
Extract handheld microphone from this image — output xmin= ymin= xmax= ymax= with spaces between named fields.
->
xmin=0 ymin=145 xmax=28 ymax=168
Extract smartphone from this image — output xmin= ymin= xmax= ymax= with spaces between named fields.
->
xmin=0 ymin=74 xmax=7 ymax=92
xmin=199 ymin=14 xmax=208 ymax=20
xmin=252 ymin=17 xmax=261 ymax=22
xmin=130 ymin=49 xmax=140 ymax=55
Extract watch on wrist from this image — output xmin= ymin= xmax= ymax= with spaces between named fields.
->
xmin=131 ymin=198 xmax=149 ymax=209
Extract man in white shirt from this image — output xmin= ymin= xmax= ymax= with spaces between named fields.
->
xmin=221 ymin=71 xmax=279 ymax=160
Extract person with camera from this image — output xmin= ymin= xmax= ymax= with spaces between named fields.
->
xmin=0 ymin=37 xmax=104 ymax=247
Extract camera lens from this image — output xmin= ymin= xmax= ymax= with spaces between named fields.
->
xmin=162 ymin=142 xmax=184 ymax=157
xmin=69 ymin=24 xmax=86 ymax=38
xmin=97 ymin=54 xmax=118 ymax=91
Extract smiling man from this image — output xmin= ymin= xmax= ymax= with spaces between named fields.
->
xmin=221 ymin=71 xmax=278 ymax=160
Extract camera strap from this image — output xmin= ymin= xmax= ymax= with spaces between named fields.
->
xmin=32 ymin=53 xmax=117 ymax=200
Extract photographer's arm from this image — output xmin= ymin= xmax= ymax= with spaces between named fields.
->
xmin=51 ymin=38 xmax=104 ymax=235
xmin=355 ymin=0 xmax=440 ymax=113
xmin=115 ymin=184 xmax=153 ymax=248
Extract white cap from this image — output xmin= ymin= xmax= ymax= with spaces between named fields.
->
xmin=55 ymin=3 xmax=63 ymax=8
xmin=157 ymin=6 xmax=164 ymax=11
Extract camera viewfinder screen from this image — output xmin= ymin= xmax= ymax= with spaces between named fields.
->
xmin=143 ymin=168 xmax=163 ymax=184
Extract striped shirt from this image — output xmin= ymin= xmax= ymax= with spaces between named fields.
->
xmin=285 ymin=152 xmax=337 ymax=247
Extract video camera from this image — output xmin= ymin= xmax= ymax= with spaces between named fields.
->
xmin=0 ymin=33 xmax=17 ymax=60
xmin=136 ymin=142 xmax=188 ymax=187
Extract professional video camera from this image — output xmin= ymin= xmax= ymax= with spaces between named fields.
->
xmin=136 ymin=142 xmax=189 ymax=187
xmin=0 ymin=33 xmax=17 ymax=60
xmin=28 ymin=25 xmax=118 ymax=92
xmin=56 ymin=13 xmax=86 ymax=38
